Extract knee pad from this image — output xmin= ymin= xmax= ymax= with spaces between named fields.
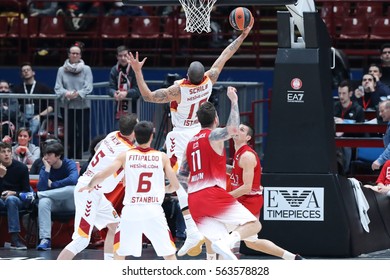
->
xmin=65 ymin=237 xmax=90 ymax=255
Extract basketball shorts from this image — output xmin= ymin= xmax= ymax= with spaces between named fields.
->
xmin=237 ymin=194 xmax=264 ymax=218
xmin=226 ymin=195 xmax=264 ymax=242
xmin=72 ymin=182 xmax=120 ymax=240
xmin=166 ymin=127 xmax=200 ymax=170
xmin=188 ymin=186 xmax=257 ymax=243
xmin=115 ymin=205 xmax=176 ymax=257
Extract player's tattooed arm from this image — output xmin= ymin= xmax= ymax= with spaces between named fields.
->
xmin=177 ymin=157 xmax=190 ymax=192
xmin=142 ymin=88 xmax=169 ymax=103
xmin=209 ymin=127 xmax=230 ymax=142
xmin=209 ymin=87 xmax=239 ymax=141
xmin=143 ymin=85 xmax=181 ymax=103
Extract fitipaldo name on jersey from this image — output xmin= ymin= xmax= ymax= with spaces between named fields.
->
xmin=128 ymin=154 xmax=160 ymax=169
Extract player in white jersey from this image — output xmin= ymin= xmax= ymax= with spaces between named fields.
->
xmin=57 ymin=113 xmax=138 ymax=260
xmin=128 ymin=18 xmax=254 ymax=257
xmin=81 ymin=121 xmax=179 ymax=260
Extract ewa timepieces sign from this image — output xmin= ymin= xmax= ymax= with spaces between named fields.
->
xmin=263 ymin=187 xmax=324 ymax=221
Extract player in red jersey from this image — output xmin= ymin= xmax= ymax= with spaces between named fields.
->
xmin=229 ymin=122 xmax=303 ymax=260
xmin=128 ymin=20 xmax=254 ymax=257
xmin=178 ymin=86 xmax=261 ymax=260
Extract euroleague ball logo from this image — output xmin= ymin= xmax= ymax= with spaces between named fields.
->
xmin=291 ymin=78 xmax=302 ymax=90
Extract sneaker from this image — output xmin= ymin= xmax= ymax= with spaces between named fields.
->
xmin=10 ymin=239 xmax=27 ymax=250
xmin=211 ymin=239 xmax=237 ymax=260
xmin=19 ymin=192 xmax=36 ymax=203
xmin=37 ymin=238 xmax=51 ymax=251
xmin=177 ymin=232 xmax=205 ymax=257
xmin=295 ymin=254 xmax=305 ymax=260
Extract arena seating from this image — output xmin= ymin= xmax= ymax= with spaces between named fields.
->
xmin=0 ymin=0 xmax=389 ymax=68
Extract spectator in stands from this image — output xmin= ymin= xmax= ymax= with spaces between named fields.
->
xmin=334 ymin=80 xmax=365 ymax=174
xmin=19 ymin=142 xmax=79 ymax=250
xmin=28 ymin=1 xmax=60 ymax=17
xmin=353 ymin=74 xmax=387 ymax=111
xmin=0 ymin=80 xmax=19 ymax=140
xmin=13 ymin=62 xmax=54 ymax=145
xmin=106 ymin=2 xmax=149 ymax=16
xmin=372 ymin=100 xmax=390 ymax=171
xmin=335 ymin=80 xmax=365 ymax=125
xmin=363 ymin=159 xmax=390 ymax=197
xmin=108 ymin=45 xmax=140 ymax=118
xmin=54 ymin=42 xmax=93 ymax=159
xmin=30 ymin=137 xmax=61 ymax=175
xmin=0 ymin=142 xmax=31 ymax=250
xmin=58 ymin=1 xmax=100 ymax=32
xmin=12 ymin=127 xmax=40 ymax=166
xmin=368 ymin=63 xmax=390 ymax=97
xmin=379 ymin=44 xmax=390 ymax=87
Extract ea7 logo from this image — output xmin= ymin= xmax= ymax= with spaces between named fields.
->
xmin=287 ymin=91 xmax=304 ymax=103
xmin=279 ymin=190 xmax=312 ymax=207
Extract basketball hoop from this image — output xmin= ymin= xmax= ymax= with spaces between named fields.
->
xmin=178 ymin=0 xmax=217 ymax=33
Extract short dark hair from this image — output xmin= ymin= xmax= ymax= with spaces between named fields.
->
xmin=119 ymin=113 xmax=138 ymax=136
xmin=39 ymin=137 xmax=61 ymax=158
xmin=20 ymin=62 xmax=32 ymax=69
xmin=362 ymin=73 xmax=376 ymax=84
xmin=338 ymin=80 xmax=351 ymax=91
xmin=0 ymin=142 xmax=12 ymax=151
xmin=134 ymin=121 xmax=154 ymax=145
xmin=381 ymin=43 xmax=390 ymax=53
xmin=242 ymin=122 xmax=255 ymax=138
xmin=197 ymin=101 xmax=216 ymax=128
xmin=43 ymin=142 xmax=64 ymax=159
xmin=368 ymin=63 xmax=383 ymax=74
xmin=117 ymin=45 xmax=130 ymax=54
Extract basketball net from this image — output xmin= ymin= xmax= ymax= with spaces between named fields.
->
xmin=178 ymin=0 xmax=217 ymax=33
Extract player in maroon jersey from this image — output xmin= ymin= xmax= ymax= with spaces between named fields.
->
xmin=229 ymin=122 xmax=303 ymax=260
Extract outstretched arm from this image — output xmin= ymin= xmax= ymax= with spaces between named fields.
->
xmin=128 ymin=52 xmax=181 ymax=103
xmin=206 ymin=19 xmax=254 ymax=84
xmin=209 ymin=86 xmax=239 ymax=143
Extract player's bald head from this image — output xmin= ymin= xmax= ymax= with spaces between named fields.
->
xmin=187 ymin=61 xmax=205 ymax=85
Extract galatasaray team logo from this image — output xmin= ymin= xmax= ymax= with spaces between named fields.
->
xmin=291 ymin=78 xmax=302 ymax=90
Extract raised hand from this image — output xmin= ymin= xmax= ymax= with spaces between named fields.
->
xmin=128 ymin=52 xmax=147 ymax=72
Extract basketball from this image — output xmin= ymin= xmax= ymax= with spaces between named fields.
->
xmin=229 ymin=7 xmax=253 ymax=31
